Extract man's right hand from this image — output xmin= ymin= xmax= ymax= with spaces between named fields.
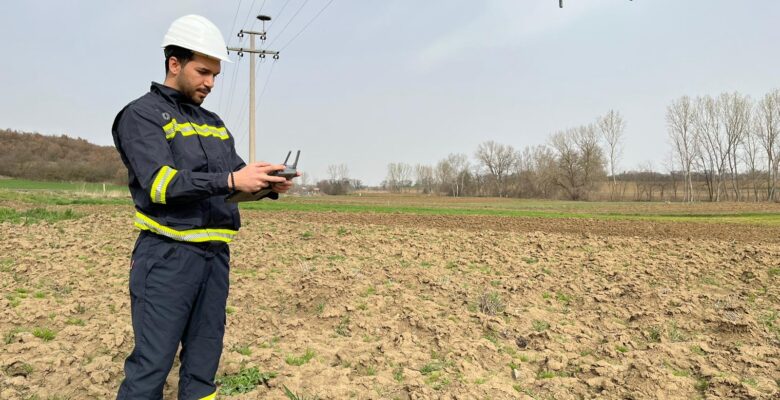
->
xmin=230 ymin=162 xmax=287 ymax=192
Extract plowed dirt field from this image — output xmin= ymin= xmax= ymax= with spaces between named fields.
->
xmin=1 ymin=202 xmax=779 ymax=399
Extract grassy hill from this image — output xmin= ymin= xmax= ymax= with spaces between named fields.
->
xmin=0 ymin=129 xmax=125 ymax=184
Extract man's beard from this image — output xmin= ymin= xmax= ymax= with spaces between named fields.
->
xmin=185 ymin=86 xmax=207 ymax=105
xmin=178 ymin=77 xmax=208 ymax=105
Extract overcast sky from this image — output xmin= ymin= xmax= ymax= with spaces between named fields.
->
xmin=1 ymin=1 xmax=778 ymax=185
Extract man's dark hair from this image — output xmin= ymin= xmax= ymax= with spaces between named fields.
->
xmin=164 ymin=45 xmax=194 ymax=74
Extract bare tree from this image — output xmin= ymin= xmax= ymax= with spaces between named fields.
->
xmin=742 ymin=119 xmax=762 ymax=201
xmin=474 ymin=141 xmax=516 ymax=197
xmin=549 ymin=125 xmax=606 ymax=200
xmin=414 ymin=164 xmax=435 ymax=194
xmin=666 ymin=96 xmax=697 ymax=202
xmin=322 ymin=163 xmax=351 ymax=195
xmin=385 ymin=162 xmax=412 ymax=193
xmin=515 ymin=145 xmax=557 ymax=198
xmin=435 ymin=158 xmax=455 ymax=196
xmin=719 ymin=92 xmax=751 ymax=201
xmin=447 ymin=153 xmax=470 ymax=197
xmin=434 ymin=153 xmax=469 ymax=196
xmin=597 ymin=109 xmax=625 ymax=200
xmin=755 ymin=89 xmax=780 ymax=200
xmin=693 ymin=95 xmax=727 ymax=201
xmin=327 ymin=163 xmax=349 ymax=183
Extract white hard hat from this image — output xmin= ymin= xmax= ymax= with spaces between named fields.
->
xmin=162 ymin=15 xmax=232 ymax=63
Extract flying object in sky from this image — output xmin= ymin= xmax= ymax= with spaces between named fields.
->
xmin=558 ymin=0 xmax=633 ymax=8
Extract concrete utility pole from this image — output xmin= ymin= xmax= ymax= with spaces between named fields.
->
xmin=227 ymin=15 xmax=279 ymax=164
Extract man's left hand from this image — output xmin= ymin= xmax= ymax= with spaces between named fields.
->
xmin=271 ymin=172 xmax=302 ymax=193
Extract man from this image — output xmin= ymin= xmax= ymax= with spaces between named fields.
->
xmin=112 ymin=15 xmax=295 ymax=399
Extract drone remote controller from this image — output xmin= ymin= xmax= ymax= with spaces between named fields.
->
xmin=269 ymin=150 xmax=300 ymax=180
xmin=225 ymin=150 xmax=300 ymax=203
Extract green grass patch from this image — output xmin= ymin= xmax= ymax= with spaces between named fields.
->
xmin=285 ymin=349 xmax=315 ymax=366
xmin=4 ymin=327 xmax=25 ymax=344
xmin=32 ymin=327 xmax=56 ymax=341
xmin=0 ymin=179 xmax=126 ymax=191
xmin=478 ymin=291 xmax=505 ymax=315
xmin=556 ymin=292 xmax=572 ymax=306
xmin=238 ymin=197 xmax=780 ymax=225
xmin=335 ymin=316 xmax=350 ymax=337
xmin=393 ymin=366 xmax=404 ymax=382
xmin=361 ymin=286 xmax=376 ymax=297
xmin=690 ymin=345 xmax=706 ymax=356
xmin=0 ymin=207 xmax=81 ymax=224
xmin=668 ymin=321 xmax=687 ymax=342
xmin=537 ymin=370 xmax=556 ymax=379
xmin=420 ymin=361 xmax=447 ymax=375
xmin=647 ymin=326 xmax=662 ymax=343
xmin=234 ymin=344 xmax=252 ymax=356
xmin=65 ymin=317 xmax=85 ymax=326
xmin=283 ymin=385 xmax=319 ymax=400
xmin=695 ymin=377 xmax=710 ymax=393
xmin=532 ymin=320 xmax=550 ymax=332
xmin=216 ymin=367 xmax=276 ymax=395
xmin=0 ymin=188 xmax=129 ymax=206
xmin=356 ymin=364 xmax=377 ymax=376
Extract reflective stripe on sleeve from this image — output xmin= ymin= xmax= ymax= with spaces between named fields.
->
xmin=150 ymin=166 xmax=178 ymax=204
xmin=133 ymin=211 xmax=237 ymax=243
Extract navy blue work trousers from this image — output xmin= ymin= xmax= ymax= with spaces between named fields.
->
xmin=117 ymin=231 xmax=229 ymax=400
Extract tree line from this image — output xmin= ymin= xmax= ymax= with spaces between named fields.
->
xmin=667 ymin=90 xmax=780 ymax=202
xmin=0 ymin=129 xmax=126 ymax=184
xmin=319 ymin=89 xmax=780 ymax=202
xmin=368 ymin=109 xmax=624 ymax=200
xmin=5 ymin=87 xmax=780 ymax=203
xmin=317 ymin=111 xmax=620 ymax=200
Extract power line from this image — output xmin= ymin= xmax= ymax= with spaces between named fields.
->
xmin=217 ymin=48 xmax=243 ymax=114
xmin=226 ymin=66 xmax=251 ymax=126
xmin=219 ymin=0 xmax=246 ymax=113
xmin=278 ymin=0 xmax=336 ymax=51
xmin=267 ymin=0 xmax=312 ymax=48
xmin=239 ymin=0 xmax=259 ymax=31
xmin=249 ymin=0 xmax=268 ymax=30
xmin=233 ymin=58 xmax=265 ymax=130
xmin=220 ymin=56 xmax=244 ymax=119
xmin=267 ymin=0 xmax=292 ymax=31
xmin=235 ymin=59 xmax=275 ymax=158
xmin=257 ymin=0 xmax=267 ymax=15
xmin=254 ymin=60 xmax=277 ymax=114
xmin=236 ymin=59 xmax=269 ymax=151
xmin=226 ymin=0 xmax=244 ymax=47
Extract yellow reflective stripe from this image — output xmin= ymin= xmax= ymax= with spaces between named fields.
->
xmin=162 ymin=118 xmax=229 ymax=141
xmin=150 ymin=166 xmax=177 ymax=204
xmin=159 ymin=168 xmax=178 ymax=204
xmin=134 ymin=212 xmax=237 ymax=243
xmin=198 ymin=391 xmax=217 ymax=400
xmin=150 ymin=166 xmax=169 ymax=203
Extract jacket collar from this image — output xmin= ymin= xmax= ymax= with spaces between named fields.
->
xmin=150 ymin=82 xmax=198 ymax=107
